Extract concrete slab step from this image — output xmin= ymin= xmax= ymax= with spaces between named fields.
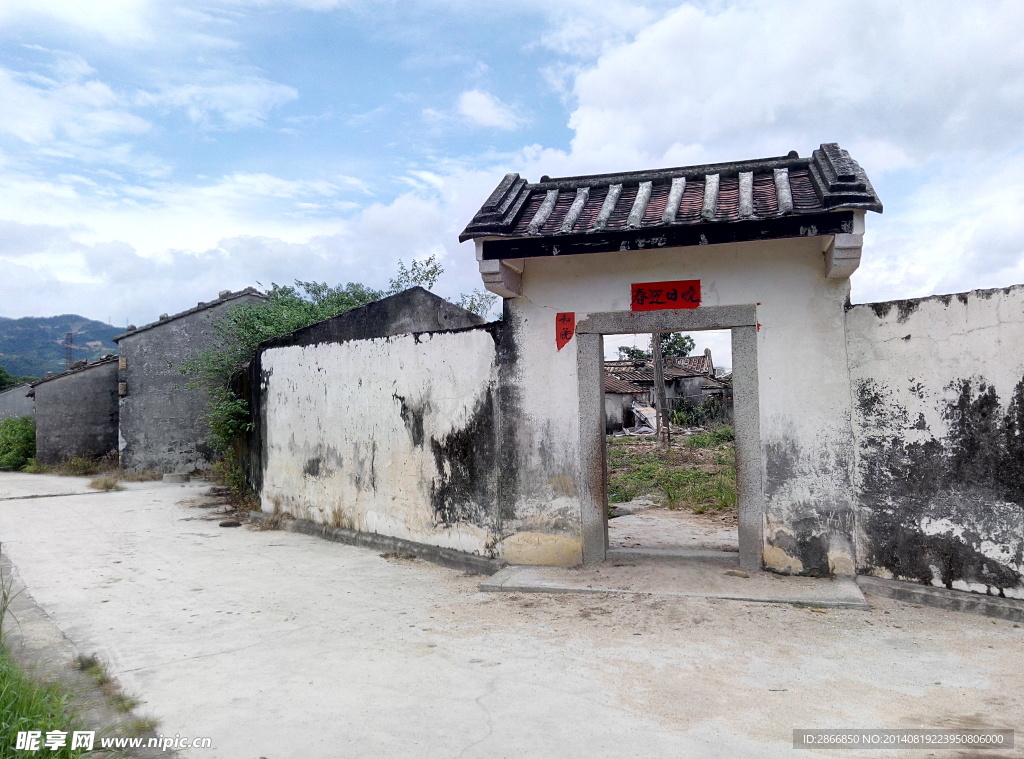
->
xmin=481 ymin=561 xmax=868 ymax=609
xmin=857 ymin=575 xmax=1024 ymax=623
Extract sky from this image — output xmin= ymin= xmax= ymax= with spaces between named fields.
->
xmin=1 ymin=0 xmax=1023 ymax=365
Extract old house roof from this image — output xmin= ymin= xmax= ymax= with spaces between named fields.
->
xmin=668 ymin=351 xmax=713 ymax=376
xmin=461 ymin=143 xmax=881 ymax=260
xmin=112 ymin=287 xmax=264 ymax=342
xmin=604 ymin=376 xmax=646 ymax=395
xmin=30 ymin=355 xmax=118 ymax=388
xmin=604 ymin=363 xmax=702 ymax=385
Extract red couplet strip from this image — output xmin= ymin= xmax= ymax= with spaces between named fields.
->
xmin=630 ymin=280 xmax=701 ymax=311
xmin=555 ymin=312 xmax=575 ymax=350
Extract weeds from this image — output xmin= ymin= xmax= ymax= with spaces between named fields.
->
xmin=117 ymin=470 xmax=162 ymax=482
xmin=0 ymin=648 xmax=87 ymax=758
xmin=88 ymin=476 xmax=121 ymax=491
xmin=687 ymin=425 xmax=735 ymax=448
xmin=73 ymin=654 xmax=141 ymax=713
xmin=0 ymin=544 xmax=23 ymax=645
xmin=51 ymin=451 xmax=119 ymax=477
xmin=607 ymin=433 xmax=737 ymax=512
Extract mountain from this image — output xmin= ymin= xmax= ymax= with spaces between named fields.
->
xmin=0 ymin=315 xmax=122 ymax=379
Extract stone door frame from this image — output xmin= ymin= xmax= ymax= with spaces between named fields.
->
xmin=575 ymin=305 xmax=764 ymax=571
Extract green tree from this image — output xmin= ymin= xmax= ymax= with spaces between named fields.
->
xmin=0 ymin=365 xmax=15 ymax=392
xmin=0 ymin=416 xmax=35 ymax=471
xmin=617 ymin=333 xmax=695 ymax=361
xmin=181 ymin=255 xmax=479 ymax=497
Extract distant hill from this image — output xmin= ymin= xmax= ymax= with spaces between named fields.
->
xmin=0 ymin=315 xmax=121 ymax=379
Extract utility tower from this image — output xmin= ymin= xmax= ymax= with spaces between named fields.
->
xmin=64 ymin=332 xmax=73 ymax=370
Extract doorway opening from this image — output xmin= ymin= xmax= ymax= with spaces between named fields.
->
xmin=575 ymin=306 xmax=763 ymax=571
xmin=603 ymin=330 xmax=737 ymax=557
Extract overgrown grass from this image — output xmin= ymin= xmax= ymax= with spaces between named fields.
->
xmin=0 ymin=648 xmax=90 ymax=757
xmin=686 ymin=425 xmax=735 ymax=448
xmin=87 ymin=476 xmax=121 ymax=491
xmin=607 ymin=428 xmax=737 ymax=512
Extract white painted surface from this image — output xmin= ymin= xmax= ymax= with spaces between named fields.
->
xmin=260 ymin=328 xmax=498 ymax=555
xmin=847 ymin=286 xmax=1024 ymax=596
xmin=505 ymin=236 xmax=859 ymax=572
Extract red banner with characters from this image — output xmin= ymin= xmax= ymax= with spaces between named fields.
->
xmin=630 ymin=280 xmax=701 ymax=311
xmin=555 ymin=312 xmax=575 ymax=350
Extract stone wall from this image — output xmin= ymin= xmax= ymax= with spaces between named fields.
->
xmin=0 ymin=385 xmax=33 ymax=422
xmin=252 ymin=289 xmax=559 ymax=561
xmin=32 ymin=359 xmax=118 ymax=465
xmin=115 ymin=289 xmax=264 ymax=473
xmin=847 ymin=285 xmax=1024 ymax=598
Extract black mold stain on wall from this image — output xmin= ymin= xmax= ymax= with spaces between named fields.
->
xmin=858 ymin=376 xmax=1024 ymax=595
xmin=763 ymin=431 xmax=856 ymax=576
xmin=430 ymin=389 xmax=496 ymax=528
xmin=393 ymin=393 xmax=429 ymax=448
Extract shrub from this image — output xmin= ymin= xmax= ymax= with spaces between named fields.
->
xmin=0 ymin=416 xmax=35 ymax=471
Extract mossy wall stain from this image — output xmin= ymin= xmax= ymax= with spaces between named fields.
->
xmin=856 ymin=376 xmax=1024 ymax=596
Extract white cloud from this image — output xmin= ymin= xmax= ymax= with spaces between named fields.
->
xmin=0 ymin=61 xmax=150 ymax=146
xmin=565 ymin=0 xmax=1024 ymax=173
xmin=137 ymin=75 xmax=298 ymax=128
xmin=457 ymin=89 xmax=522 ymax=130
xmin=0 ymin=0 xmax=154 ymax=43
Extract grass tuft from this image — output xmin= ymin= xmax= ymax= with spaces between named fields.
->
xmin=88 ymin=476 xmax=121 ymax=491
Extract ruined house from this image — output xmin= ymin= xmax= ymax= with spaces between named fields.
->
xmin=30 ymin=357 xmax=119 ymax=465
xmin=251 ymin=142 xmax=1023 ymax=600
xmin=603 ymin=375 xmax=646 ymax=433
xmin=114 ymin=288 xmax=264 ymax=473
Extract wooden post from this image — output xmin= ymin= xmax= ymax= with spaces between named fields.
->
xmin=651 ymin=334 xmax=670 ymax=450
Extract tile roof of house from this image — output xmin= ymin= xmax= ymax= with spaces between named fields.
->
xmin=669 ymin=353 xmax=712 ymax=375
xmin=460 ymin=143 xmax=881 ymax=255
xmin=30 ymin=355 xmax=118 ymax=388
xmin=604 ymin=376 xmax=647 ymax=395
xmin=605 ymin=364 xmax=702 ymax=384
xmin=113 ymin=287 xmax=264 ymax=342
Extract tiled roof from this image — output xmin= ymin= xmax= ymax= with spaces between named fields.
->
xmin=460 ymin=143 xmax=881 ymax=244
xmin=605 ymin=364 xmax=701 ymax=385
xmin=669 ymin=354 xmax=712 ymax=375
xmin=113 ymin=287 xmax=264 ymax=342
xmin=30 ymin=355 xmax=118 ymax=388
xmin=604 ymin=376 xmax=646 ymax=395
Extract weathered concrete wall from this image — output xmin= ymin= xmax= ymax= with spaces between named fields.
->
xmin=32 ymin=359 xmax=118 ymax=465
xmin=260 ymin=327 xmax=508 ymax=557
xmin=253 ymin=288 xmax=562 ymax=562
xmin=115 ymin=290 xmax=263 ymax=473
xmin=0 ymin=385 xmax=33 ymax=421
xmin=501 ymin=235 xmax=858 ymax=574
xmin=847 ymin=286 xmax=1024 ymax=598
xmin=605 ymin=393 xmax=627 ymax=433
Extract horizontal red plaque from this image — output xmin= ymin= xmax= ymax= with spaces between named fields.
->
xmin=555 ymin=312 xmax=575 ymax=350
xmin=631 ymin=280 xmax=700 ymax=311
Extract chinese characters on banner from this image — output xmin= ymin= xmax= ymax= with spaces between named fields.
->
xmin=630 ymin=280 xmax=701 ymax=311
xmin=555 ymin=312 xmax=575 ymax=350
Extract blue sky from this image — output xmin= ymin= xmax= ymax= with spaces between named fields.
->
xmin=1 ymin=0 xmax=1023 ymax=364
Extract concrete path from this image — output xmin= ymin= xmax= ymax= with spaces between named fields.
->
xmin=1 ymin=473 xmax=1022 ymax=759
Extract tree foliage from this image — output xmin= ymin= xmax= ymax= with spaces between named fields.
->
xmin=617 ymin=333 xmax=695 ymax=361
xmin=181 ymin=255 xmax=487 ymax=475
xmin=0 ymin=416 xmax=35 ymax=471
xmin=0 ymin=365 xmax=15 ymax=392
